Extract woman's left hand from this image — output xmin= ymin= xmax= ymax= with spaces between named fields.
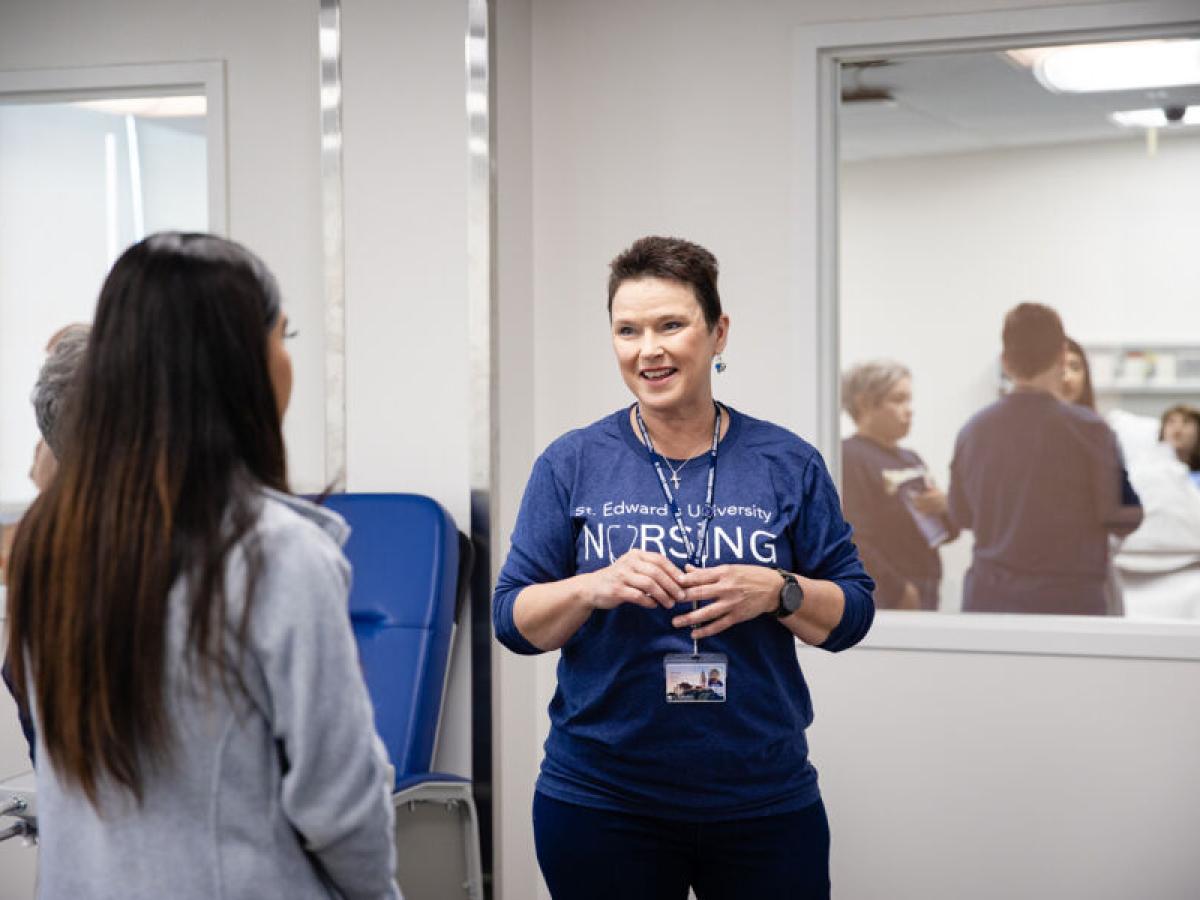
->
xmin=672 ymin=564 xmax=781 ymax=639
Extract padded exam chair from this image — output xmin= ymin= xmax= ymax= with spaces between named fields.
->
xmin=322 ymin=492 xmax=484 ymax=900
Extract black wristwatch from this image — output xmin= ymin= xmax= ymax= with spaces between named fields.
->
xmin=774 ymin=569 xmax=803 ymax=618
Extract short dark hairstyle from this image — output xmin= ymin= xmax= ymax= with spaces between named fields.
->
xmin=607 ymin=236 xmax=722 ymax=329
xmin=1002 ymin=303 xmax=1065 ymax=379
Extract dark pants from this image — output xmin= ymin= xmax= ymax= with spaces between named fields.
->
xmin=533 ymin=792 xmax=831 ymax=900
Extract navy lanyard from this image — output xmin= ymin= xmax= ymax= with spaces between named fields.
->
xmin=633 ymin=401 xmax=722 ymax=570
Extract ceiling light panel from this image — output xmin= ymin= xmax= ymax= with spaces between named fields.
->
xmin=72 ymin=96 xmax=207 ymax=118
xmin=1028 ymin=39 xmax=1200 ymax=94
xmin=1110 ymin=105 xmax=1200 ymax=128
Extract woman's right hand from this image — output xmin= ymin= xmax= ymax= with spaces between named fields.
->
xmin=584 ymin=549 xmax=687 ymax=611
xmin=510 ymin=550 xmax=688 ymax=652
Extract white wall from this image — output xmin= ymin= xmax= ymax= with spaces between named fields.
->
xmin=494 ymin=0 xmax=541 ymax=896
xmin=341 ymin=0 xmax=470 ymax=524
xmin=841 ymin=134 xmax=1200 ymax=610
xmin=802 ymin=646 xmax=1200 ymax=900
xmin=498 ymin=1 xmax=1200 ymax=898
xmin=339 ymin=0 xmax=474 ymax=779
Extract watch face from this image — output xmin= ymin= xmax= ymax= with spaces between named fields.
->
xmin=779 ymin=579 xmax=803 ymax=616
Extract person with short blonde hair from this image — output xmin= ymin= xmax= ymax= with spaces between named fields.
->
xmin=841 ymin=360 xmax=957 ymax=610
xmin=842 ymin=360 xmax=911 ymax=423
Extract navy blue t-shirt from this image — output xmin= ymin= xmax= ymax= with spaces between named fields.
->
xmin=493 ymin=405 xmax=874 ymax=821
xmin=841 ymin=434 xmax=958 ymax=608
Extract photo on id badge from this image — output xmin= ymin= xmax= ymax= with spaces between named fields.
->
xmin=665 ymin=652 xmax=727 ymax=703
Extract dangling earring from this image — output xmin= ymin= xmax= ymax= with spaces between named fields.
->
xmin=714 ymin=353 xmax=727 ymax=374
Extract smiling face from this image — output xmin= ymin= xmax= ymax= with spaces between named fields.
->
xmin=610 ymin=276 xmax=728 ymax=418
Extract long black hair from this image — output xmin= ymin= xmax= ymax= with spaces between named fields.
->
xmin=6 ymin=232 xmax=288 ymax=805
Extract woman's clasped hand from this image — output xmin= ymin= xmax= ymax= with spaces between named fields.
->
xmin=674 ymin=562 xmax=784 ymax=638
xmin=582 ymin=548 xmax=686 ymax=610
xmin=585 ymin=550 xmax=783 ymax=637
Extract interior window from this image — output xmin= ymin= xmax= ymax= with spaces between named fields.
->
xmin=0 ymin=92 xmax=208 ymax=515
xmin=837 ymin=38 xmax=1200 ymax=620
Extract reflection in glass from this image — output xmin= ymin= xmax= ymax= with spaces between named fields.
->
xmin=837 ymin=38 xmax=1200 ymax=619
xmin=0 ymin=95 xmax=208 ymax=513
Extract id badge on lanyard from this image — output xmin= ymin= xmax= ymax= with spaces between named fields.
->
xmin=634 ymin=403 xmax=729 ymax=705
xmin=664 ymin=652 xmax=727 ymax=704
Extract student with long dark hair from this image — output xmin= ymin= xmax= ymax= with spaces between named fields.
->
xmin=5 ymin=233 xmax=400 ymax=899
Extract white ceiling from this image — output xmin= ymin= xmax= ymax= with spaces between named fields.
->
xmin=838 ymin=47 xmax=1200 ymax=162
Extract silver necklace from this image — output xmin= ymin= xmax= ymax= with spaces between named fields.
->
xmin=640 ymin=408 xmax=720 ymax=489
xmin=662 ymin=455 xmax=693 ymax=490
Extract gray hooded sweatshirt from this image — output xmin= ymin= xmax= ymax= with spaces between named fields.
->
xmin=31 ymin=490 xmax=402 ymax=900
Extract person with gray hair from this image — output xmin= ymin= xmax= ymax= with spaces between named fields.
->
xmin=1 ymin=324 xmax=89 ymax=569
xmin=29 ymin=322 xmax=91 ymax=490
xmin=841 ymin=359 xmax=957 ymax=610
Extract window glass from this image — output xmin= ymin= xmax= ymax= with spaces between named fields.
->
xmin=838 ymin=39 xmax=1200 ymax=620
xmin=0 ymin=94 xmax=207 ymax=514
